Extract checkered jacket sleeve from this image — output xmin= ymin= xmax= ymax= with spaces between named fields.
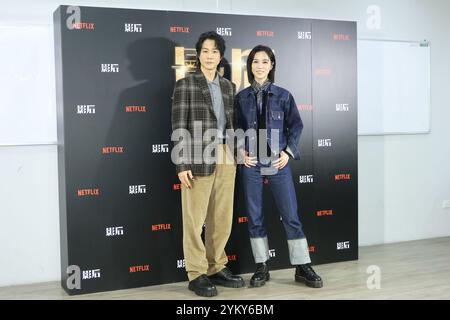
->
xmin=171 ymin=78 xmax=192 ymax=174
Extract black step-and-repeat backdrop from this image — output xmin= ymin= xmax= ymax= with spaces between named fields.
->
xmin=54 ymin=5 xmax=358 ymax=295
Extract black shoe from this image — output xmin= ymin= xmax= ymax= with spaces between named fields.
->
xmin=295 ymin=264 xmax=323 ymax=288
xmin=188 ymin=274 xmax=218 ymax=297
xmin=250 ymin=262 xmax=270 ymax=287
xmin=209 ymin=267 xmax=245 ymax=288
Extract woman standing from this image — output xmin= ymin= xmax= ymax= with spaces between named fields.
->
xmin=235 ymin=45 xmax=323 ymax=288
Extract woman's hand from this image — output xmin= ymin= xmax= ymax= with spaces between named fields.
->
xmin=242 ymin=150 xmax=257 ymax=168
xmin=272 ymin=151 xmax=289 ymax=169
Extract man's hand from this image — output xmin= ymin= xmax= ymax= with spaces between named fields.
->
xmin=178 ymin=170 xmax=194 ymax=189
xmin=272 ymin=151 xmax=289 ymax=169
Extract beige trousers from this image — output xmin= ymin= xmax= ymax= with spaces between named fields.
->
xmin=181 ymin=144 xmax=236 ymax=281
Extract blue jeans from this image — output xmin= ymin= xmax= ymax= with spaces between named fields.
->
xmin=241 ymin=163 xmax=306 ymax=240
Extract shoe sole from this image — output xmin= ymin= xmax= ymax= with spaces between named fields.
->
xmin=295 ymin=275 xmax=323 ymax=288
xmin=188 ymin=284 xmax=218 ymax=297
xmin=210 ymin=278 xmax=245 ymax=288
xmin=250 ymin=274 xmax=270 ymax=288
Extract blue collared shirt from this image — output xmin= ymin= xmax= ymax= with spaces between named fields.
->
xmin=207 ymin=74 xmax=226 ymax=139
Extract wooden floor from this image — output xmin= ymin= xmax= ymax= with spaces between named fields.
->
xmin=1 ymin=237 xmax=450 ymax=300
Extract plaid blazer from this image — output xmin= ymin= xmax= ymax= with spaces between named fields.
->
xmin=171 ymin=71 xmax=236 ymax=176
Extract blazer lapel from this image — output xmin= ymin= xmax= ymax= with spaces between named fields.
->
xmin=219 ymin=76 xmax=234 ymax=129
xmin=219 ymin=76 xmax=231 ymax=112
xmin=194 ymin=71 xmax=214 ymax=113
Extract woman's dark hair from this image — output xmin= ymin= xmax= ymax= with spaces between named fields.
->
xmin=195 ymin=31 xmax=226 ymax=70
xmin=246 ymin=45 xmax=276 ymax=83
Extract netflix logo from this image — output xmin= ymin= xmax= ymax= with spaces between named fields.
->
xmin=333 ymin=33 xmax=351 ymax=41
xmin=298 ymin=104 xmax=313 ymax=111
xmin=335 ymin=174 xmax=351 ymax=181
xmin=173 ymin=183 xmax=182 ymax=191
xmin=77 ymin=188 xmax=100 ymax=197
xmin=170 ymin=26 xmax=189 ymax=33
xmin=102 ymin=146 xmax=124 ymax=154
xmin=129 ymin=265 xmax=150 ymax=273
xmin=317 ymin=210 xmax=333 ymax=217
xmin=227 ymin=255 xmax=237 ymax=261
xmin=256 ymin=30 xmax=274 ymax=37
xmin=315 ymin=68 xmax=332 ymax=76
xmin=238 ymin=216 xmax=248 ymax=223
xmin=125 ymin=105 xmax=146 ymax=113
xmin=72 ymin=22 xmax=95 ymax=30
xmin=151 ymin=224 xmax=171 ymax=231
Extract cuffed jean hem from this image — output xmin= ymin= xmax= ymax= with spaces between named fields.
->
xmin=250 ymin=237 xmax=270 ymax=263
xmin=287 ymin=238 xmax=311 ymax=265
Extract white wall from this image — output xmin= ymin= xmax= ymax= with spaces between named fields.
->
xmin=1 ymin=0 xmax=450 ymax=287
xmin=0 ymin=145 xmax=60 ymax=286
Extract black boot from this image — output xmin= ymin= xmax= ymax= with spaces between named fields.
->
xmin=295 ymin=264 xmax=323 ymax=288
xmin=250 ymin=262 xmax=270 ymax=287
xmin=188 ymin=274 xmax=218 ymax=297
xmin=209 ymin=267 xmax=245 ymax=288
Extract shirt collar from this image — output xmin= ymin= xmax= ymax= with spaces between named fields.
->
xmin=207 ymin=73 xmax=220 ymax=86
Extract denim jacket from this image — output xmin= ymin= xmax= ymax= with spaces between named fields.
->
xmin=235 ymin=84 xmax=303 ymax=160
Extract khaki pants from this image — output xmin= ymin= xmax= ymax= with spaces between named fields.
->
xmin=181 ymin=144 xmax=236 ymax=281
